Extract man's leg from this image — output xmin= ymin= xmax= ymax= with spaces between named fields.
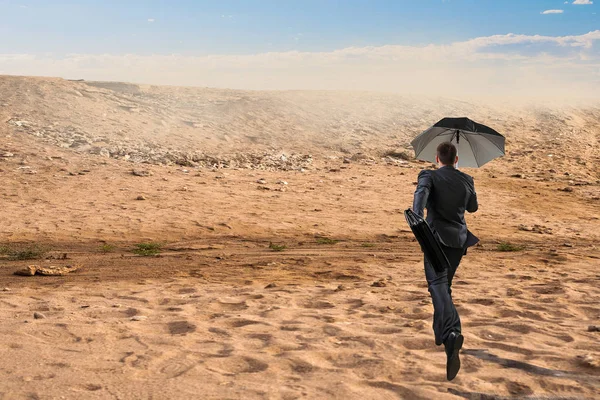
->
xmin=424 ymin=255 xmax=460 ymax=346
xmin=444 ymin=246 xmax=465 ymax=334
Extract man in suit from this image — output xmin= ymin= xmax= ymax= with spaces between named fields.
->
xmin=412 ymin=141 xmax=479 ymax=381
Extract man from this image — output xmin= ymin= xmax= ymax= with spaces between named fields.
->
xmin=412 ymin=141 xmax=479 ymax=381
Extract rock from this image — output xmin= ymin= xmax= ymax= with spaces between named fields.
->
xmin=518 ymin=224 xmax=534 ymax=232
xmin=265 ymin=283 xmax=277 ymax=289
xmin=577 ymin=354 xmax=600 ymax=369
xmin=277 ymin=180 xmax=288 ymax=185
xmin=1 ymin=152 xmax=14 ymax=158
xmin=33 ymin=312 xmax=46 ymax=319
xmin=136 ymin=195 xmax=146 ymax=201
xmin=131 ymin=316 xmax=147 ymax=321
xmin=588 ymin=325 xmax=600 ymax=332
xmin=14 ymin=266 xmax=37 ymax=276
xmin=36 ymin=265 xmax=81 ymax=276
xmin=99 ymin=148 xmax=110 ymax=158
xmin=256 ymin=178 xmax=267 ymax=184
xmin=334 ymin=284 xmax=347 ymax=292
xmin=371 ymin=280 xmax=387 ymax=288
xmin=2 ymin=287 xmax=10 ymax=291
xmin=15 ymin=265 xmax=80 ymax=276
xmin=558 ymin=187 xmax=573 ymax=193
xmin=510 ymin=174 xmax=526 ymax=179
xmin=563 ymin=243 xmax=574 ymax=248
xmin=132 ymin=169 xmax=152 ymax=177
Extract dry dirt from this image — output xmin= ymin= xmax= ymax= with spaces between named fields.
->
xmin=0 ymin=75 xmax=599 ymax=399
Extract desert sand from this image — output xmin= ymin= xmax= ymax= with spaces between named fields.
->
xmin=0 ymin=75 xmax=599 ymax=399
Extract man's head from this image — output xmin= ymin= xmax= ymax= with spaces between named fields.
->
xmin=436 ymin=142 xmax=458 ymax=166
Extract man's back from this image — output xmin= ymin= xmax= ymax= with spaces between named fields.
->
xmin=413 ymin=166 xmax=478 ymax=248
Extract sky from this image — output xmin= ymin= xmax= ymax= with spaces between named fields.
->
xmin=0 ymin=0 xmax=599 ymax=97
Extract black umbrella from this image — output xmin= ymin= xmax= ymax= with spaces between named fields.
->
xmin=411 ymin=117 xmax=505 ymax=168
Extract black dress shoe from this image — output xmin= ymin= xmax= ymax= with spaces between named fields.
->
xmin=444 ymin=332 xmax=464 ymax=381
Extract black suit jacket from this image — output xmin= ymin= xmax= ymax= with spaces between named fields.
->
xmin=412 ymin=166 xmax=479 ymax=249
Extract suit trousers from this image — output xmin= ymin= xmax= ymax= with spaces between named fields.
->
xmin=424 ymin=245 xmax=465 ymax=346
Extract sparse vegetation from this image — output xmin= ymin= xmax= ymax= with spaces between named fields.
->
xmin=361 ymin=243 xmax=376 ymax=248
xmin=2 ymin=245 xmax=48 ymax=260
xmin=269 ymin=242 xmax=286 ymax=252
xmin=497 ymin=242 xmax=525 ymax=252
xmin=316 ymin=237 xmax=339 ymax=245
xmin=132 ymin=242 xmax=162 ymax=256
xmin=99 ymin=243 xmax=116 ymax=253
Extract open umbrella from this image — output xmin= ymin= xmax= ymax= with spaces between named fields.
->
xmin=411 ymin=117 xmax=505 ymax=168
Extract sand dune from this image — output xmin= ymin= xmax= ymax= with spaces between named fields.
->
xmin=0 ymin=75 xmax=599 ymax=399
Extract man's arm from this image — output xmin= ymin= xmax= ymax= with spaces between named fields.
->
xmin=467 ymin=177 xmax=478 ymax=213
xmin=413 ymin=170 xmax=432 ymax=217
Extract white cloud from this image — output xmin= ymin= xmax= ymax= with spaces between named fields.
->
xmin=573 ymin=0 xmax=593 ymax=4
xmin=541 ymin=9 xmax=564 ymax=14
xmin=147 ymin=18 xmax=155 ymax=23
xmin=1 ymin=31 xmax=599 ymax=98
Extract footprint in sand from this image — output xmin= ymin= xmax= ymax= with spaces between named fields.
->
xmin=224 ymin=318 xmax=266 ymax=328
xmin=197 ymin=341 xmax=234 ymax=358
xmin=205 ymin=356 xmax=269 ymax=375
xmin=168 ymin=320 xmax=197 ymax=335
xmin=157 ymin=356 xmax=198 ymax=379
xmin=209 ymin=299 xmax=249 ymax=312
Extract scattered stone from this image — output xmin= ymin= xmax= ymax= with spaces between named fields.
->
xmin=510 ymin=174 xmax=526 ymax=179
xmin=588 ymin=325 xmax=600 ymax=332
xmin=132 ymin=169 xmax=152 ymax=177
xmin=14 ymin=266 xmax=37 ymax=276
xmin=371 ymin=280 xmax=387 ymax=288
xmin=518 ymin=224 xmax=552 ymax=234
xmin=2 ymin=287 xmax=10 ymax=292
xmin=563 ymin=243 xmax=574 ymax=248
xmin=265 ymin=283 xmax=277 ymax=289
xmin=558 ymin=187 xmax=573 ymax=193
xmin=257 ymin=185 xmax=271 ymax=191
xmin=577 ymin=354 xmax=600 ymax=369
xmin=334 ymin=284 xmax=347 ymax=292
xmin=136 ymin=195 xmax=146 ymax=201
xmin=276 ymin=180 xmax=288 ymax=185
xmin=33 ymin=312 xmax=46 ymax=319
xmin=1 ymin=152 xmax=14 ymax=158
xmin=14 ymin=265 xmax=81 ymax=276
xmin=131 ymin=316 xmax=147 ymax=321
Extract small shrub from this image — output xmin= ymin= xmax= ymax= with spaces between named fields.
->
xmin=99 ymin=244 xmax=115 ymax=253
xmin=269 ymin=242 xmax=286 ymax=252
xmin=497 ymin=242 xmax=525 ymax=252
xmin=316 ymin=237 xmax=339 ymax=245
xmin=133 ymin=242 xmax=162 ymax=256
xmin=7 ymin=245 xmax=47 ymax=260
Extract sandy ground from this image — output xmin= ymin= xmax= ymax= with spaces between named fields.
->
xmin=1 ymin=77 xmax=600 ymax=399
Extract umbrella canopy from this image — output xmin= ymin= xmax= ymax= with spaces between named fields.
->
xmin=411 ymin=117 xmax=505 ymax=168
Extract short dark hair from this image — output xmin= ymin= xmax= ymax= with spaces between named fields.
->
xmin=437 ymin=142 xmax=457 ymax=165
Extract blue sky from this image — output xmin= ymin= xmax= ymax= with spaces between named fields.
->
xmin=0 ymin=0 xmax=597 ymax=55
xmin=0 ymin=1 xmax=598 ymax=97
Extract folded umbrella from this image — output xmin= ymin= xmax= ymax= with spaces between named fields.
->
xmin=404 ymin=208 xmax=450 ymax=273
